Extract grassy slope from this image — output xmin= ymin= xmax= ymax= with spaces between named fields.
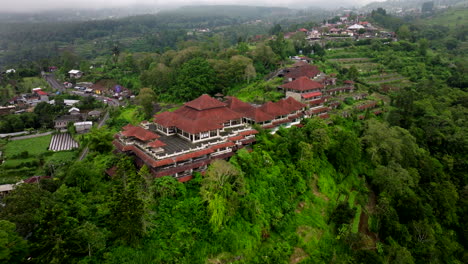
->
xmin=3 ymin=135 xmax=52 ymax=158
xmin=418 ymin=8 xmax=468 ymax=29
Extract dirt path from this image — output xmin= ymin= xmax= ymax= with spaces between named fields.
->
xmin=358 ymin=187 xmax=379 ymax=247
xmin=311 ymin=176 xmax=329 ymax=201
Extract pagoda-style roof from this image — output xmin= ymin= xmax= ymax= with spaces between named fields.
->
xmin=281 ymin=97 xmax=307 ymax=112
xmin=284 ymin=65 xmax=320 ymax=80
xmin=185 ymin=94 xmax=226 ymax=110
xmin=121 ymin=124 xmax=159 ymax=141
xmin=259 ymin=101 xmax=290 ymax=117
xmin=281 ymin=76 xmax=324 ymax=91
xmin=249 ymin=108 xmax=275 ymax=122
xmin=154 ymin=94 xmax=243 ymax=134
xmin=226 ymin=97 xmax=274 ymax=123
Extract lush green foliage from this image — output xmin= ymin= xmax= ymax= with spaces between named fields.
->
xmin=0 ymin=7 xmax=466 ymax=264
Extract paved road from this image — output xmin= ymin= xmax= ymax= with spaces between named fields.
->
xmin=78 ymin=111 xmax=110 ymax=161
xmin=0 ymin=131 xmax=28 ymax=138
xmin=10 ymin=131 xmax=53 ymax=141
xmin=44 ymin=74 xmax=65 ymax=92
xmin=70 ymin=90 xmax=121 ymax=107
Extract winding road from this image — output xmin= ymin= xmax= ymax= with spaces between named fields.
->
xmin=78 ymin=110 xmax=110 ymax=161
xmin=44 ymin=73 xmax=65 ymax=92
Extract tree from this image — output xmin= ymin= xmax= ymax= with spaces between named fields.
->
xmin=112 ymin=45 xmax=120 ymax=65
xmin=76 ymin=222 xmax=108 ymax=257
xmin=347 ymin=66 xmax=359 ymax=81
xmin=64 ymin=162 xmax=101 ymax=192
xmin=312 ymin=43 xmax=325 ymax=58
xmin=87 ymin=127 xmax=114 ymax=153
xmin=328 ymin=129 xmax=361 ymax=175
xmin=268 ymin=33 xmax=289 ymax=60
xmin=372 ymin=162 xmax=416 ymax=197
xmin=397 ymin=25 xmax=411 ymax=40
xmin=418 ymin=39 xmax=429 ymax=56
xmin=141 ymin=63 xmax=174 ymax=94
xmin=0 ymin=184 xmax=52 ymax=238
xmin=229 ymin=55 xmax=256 ymax=83
xmin=252 ymin=43 xmax=277 ymax=71
xmin=201 ymin=160 xmax=245 ymax=231
xmin=270 ymin=24 xmax=282 ymax=35
xmin=136 ymin=87 xmax=157 ymax=119
xmin=174 ymin=57 xmax=218 ymax=101
xmin=0 ymin=220 xmax=28 ymax=263
xmin=109 ymin=158 xmax=145 ymax=245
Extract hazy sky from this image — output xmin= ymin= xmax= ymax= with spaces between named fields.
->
xmin=1 ymin=0 xmax=381 ymax=12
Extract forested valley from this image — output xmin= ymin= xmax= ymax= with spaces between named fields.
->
xmin=0 ymin=5 xmax=467 ymax=264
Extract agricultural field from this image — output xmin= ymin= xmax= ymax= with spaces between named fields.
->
xmin=326 ymin=47 xmax=412 ymax=91
xmin=0 ymin=134 xmax=77 ymax=184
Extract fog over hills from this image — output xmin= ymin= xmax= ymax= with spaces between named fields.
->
xmin=2 ymin=0 xmax=378 ymax=13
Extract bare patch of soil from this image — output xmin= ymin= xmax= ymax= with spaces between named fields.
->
xmin=290 ymin=248 xmax=308 ymax=264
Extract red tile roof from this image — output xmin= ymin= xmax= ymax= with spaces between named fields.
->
xmin=310 ymin=107 xmax=330 ymax=114
xmin=225 ymin=97 xmax=274 ymax=123
xmin=302 ymin=91 xmax=322 ymax=99
xmin=121 ymin=124 xmax=159 ymax=141
xmin=259 ymin=101 xmax=290 ymax=117
xmin=284 ymin=97 xmax=307 ymax=110
xmin=309 ymin=98 xmax=325 ymax=106
xmin=153 ymin=111 xmax=179 ymax=127
xmin=262 ymin=124 xmax=276 ymax=129
xmin=356 ymin=101 xmax=377 ymax=110
xmin=249 ymin=108 xmax=275 ymax=122
xmin=281 ymin=76 xmax=324 ymax=92
xmin=319 ymin=114 xmax=330 ymax=119
xmin=36 ymin=91 xmax=48 ymax=96
xmin=175 ymin=148 xmax=214 ymax=162
xmin=241 ymin=138 xmax=256 ymax=145
xmin=178 ymin=175 xmax=193 ymax=183
xmin=211 ymin=142 xmax=236 ymax=150
xmin=284 ymin=65 xmax=320 ymax=80
xmin=185 ymin=94 xmax=226 ymax=110
xmin=239 ymin=130 xmax=259 ymax=136
xmin=229 ymin=135 xmax=244 ymax=141
xmin=148 ymin=140 xmax=166 ymax=148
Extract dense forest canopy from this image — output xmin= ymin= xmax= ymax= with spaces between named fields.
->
xmin=0 ymin=5 xmax=329 ymax=69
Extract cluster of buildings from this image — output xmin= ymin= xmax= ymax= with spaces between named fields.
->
xmin=54 ymin=107 xmax=100 ymax=133
xmin=5 ymin=88 xmax=50 ymax=113
xmin=282 ymin=16 xmax=394 ymax=43
xmin=65 ymin=81 xmax=132 ymax=100
xmin=113 ymin=61 xmax=361 ymax=182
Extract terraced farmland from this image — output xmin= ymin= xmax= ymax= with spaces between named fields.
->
xmin=326 ymin=48 xmax=412 ymax=90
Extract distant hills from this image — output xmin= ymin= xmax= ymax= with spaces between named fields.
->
xmin=362 ymin=0 xmax=468 ymax=13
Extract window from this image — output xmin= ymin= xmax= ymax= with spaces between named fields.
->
xmin=201 ymin=132 xmax=209 ymax=139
